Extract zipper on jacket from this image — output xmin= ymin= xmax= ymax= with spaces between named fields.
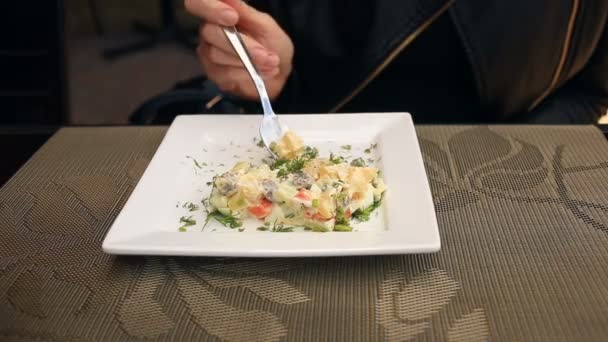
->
xmin=330 ymin=0 xmax=456 ymax=113
xmin=528 ymin=0 xmax=580 ymax=112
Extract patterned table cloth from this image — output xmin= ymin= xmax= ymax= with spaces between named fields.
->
xmin=1 ymin=125 xmax=607 ymax=341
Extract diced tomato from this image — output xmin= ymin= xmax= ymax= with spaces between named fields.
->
xmin=295 ymin=189 xmax=312 ymax=201
xmin=248 ymin=198 xmax=273 ymax=218
xmin=345 ymin=208 xmax=352 ymax=219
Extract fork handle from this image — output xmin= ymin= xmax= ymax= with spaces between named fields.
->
xmin=222 ymin=26 xmax=275 ymax=116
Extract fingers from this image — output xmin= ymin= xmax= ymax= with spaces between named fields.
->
xmin=203 ymin=45 xmax=242 ymax=67
xmin=205 ymin=65 xmax=254 ymax=94
xmin=222 ymin=0 xmax=276 ymax=34
xmin=200 ymin=45 xmax=279 ymax=95
xmin=199 ymin=23 xmax=280 ymax=70
xmin=198 ymin=42 xmax=280 ymax=75
xmin=184 ymin=0 xmax=238 ymax=26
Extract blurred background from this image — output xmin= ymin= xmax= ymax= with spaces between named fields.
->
xmin=1 ymin=0 xmax=202 ymax=127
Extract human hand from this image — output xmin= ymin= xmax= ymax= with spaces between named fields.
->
xmin=185 ymin=0 xmax=294 ymax=100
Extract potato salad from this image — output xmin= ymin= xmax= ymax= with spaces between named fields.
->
xmin=204 ymin=131 xmax=387 ymax=232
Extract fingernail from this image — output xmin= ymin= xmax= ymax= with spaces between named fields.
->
xmin=220 ymin=9 xmax=238 ymax=25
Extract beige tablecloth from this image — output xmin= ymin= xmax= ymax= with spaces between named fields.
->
xmin=1 ymin=125 xmax=608 ymax=341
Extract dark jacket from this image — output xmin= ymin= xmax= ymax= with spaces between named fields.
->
xmin=253 ymin=0 xmax=608 ymax=123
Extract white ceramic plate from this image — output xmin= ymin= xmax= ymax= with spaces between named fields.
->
xmin=102 ymin=113 xmax=440 ymax=257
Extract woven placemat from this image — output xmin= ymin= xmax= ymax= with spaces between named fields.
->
xmin=1 ymin=125 xmax=608 ymax=341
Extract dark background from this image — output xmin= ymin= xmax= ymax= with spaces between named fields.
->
xmin=0 ymin=0 xmax=202 ymax=185
xmin=1 ymin=0 xmax=201 ymax=127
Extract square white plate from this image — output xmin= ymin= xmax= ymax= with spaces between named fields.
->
xmin=102 ymin=113 xmax=440 ymax=257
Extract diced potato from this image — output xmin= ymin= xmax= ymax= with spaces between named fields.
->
xmin=309 ymin=183 xmax=322 ymax=196
xmin=306 ymin=218 xmax=335 ymax=232
xmin=217 ymin=207 xmax=232 ymax=216
xmin=227 ymin=193 xmax=249 ymax=212
xmin=319 ymin=164 xmax=349 ymax=181
xmin=373 ymin=177 xmax=388 ymax=198
xmin=264 ymin=204 xmax=284 ymax=223
xmin=245 ymin=164 xmax=273 ymax=180
xmin=209 ymin=191 xmax=228 ymax=210
xmin=316 ymin=192 xmax=335 ymax=219
xmin=303 ymin=159 xmax=326 ymax=179
xmin=272 ymin=131 xmax=304 ymax=159
xmin=347 ymin=167 xmax=378 ymax=193
xmin=349 ymin=184 xmax=374 ymax=212
xmin=231 ymin=161 xmax=251 ymax=173
xmin=238 ymin=173 xmax=262 ymax=201
xmin=275 ymin=183 xmax=298 ymax=203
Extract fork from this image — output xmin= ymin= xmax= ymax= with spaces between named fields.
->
xmin=222 ymin=26 xmax=287 ymax=157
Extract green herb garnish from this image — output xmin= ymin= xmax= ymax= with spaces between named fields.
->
xmin=312 ymin=199 xmax=319 ymax=208
xmin=329 ymin=153 xmax=346 ymax=165
xmin=333 ymin=224 xmax=353 ymax=232
xmin=180 ymin=215 xmax=196 ymax=226
xmin=300 ymin=146 xmax=319 ymax=159
xmin=272 ymin=158 xmax=306 ymax=178
xmin=364 ymin=143 xmax=378 ymax=154
xmin=257 ymin=220 xmax=295 ymax=232
xmin=256 ymin=139 xmax=265 ymax=148
xmin=178 ymin=215 xmax=197 ymax=231
xmin=270 ymin=146 xmax=319 ymax=178
xmin=335 ymin=207 xmax=349 ymax=226
xmin=341 ymin=145 xmax=352 ymax=151
xmin=205 ymin=210 xmax=243 ymax=229
xmin=186 ymin=156 xmax=205 ymax=169
xmin=272 ymin=225 xmax=294 ymax=232
xmin=350 ymin=158 xmax=366 ymax=167
xmin=182 ymin=202 xmax=200 ymax=212
xmin=352 ymin=200 xmax=382 ymax=222
xmin=270 ymin=146 xmax=318 ymax=178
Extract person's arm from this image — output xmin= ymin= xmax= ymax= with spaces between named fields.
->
xmin=526 ymin=23 xmax=608 ymax=124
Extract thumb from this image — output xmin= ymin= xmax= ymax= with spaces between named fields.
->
xmin=223 ymin=0 xmax=276 ymax=33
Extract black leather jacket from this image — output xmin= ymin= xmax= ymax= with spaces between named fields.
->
xmin=253 ymin=0 xmax=608 ymax=123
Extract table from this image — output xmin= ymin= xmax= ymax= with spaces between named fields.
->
xmin=1 ymin=125 xmax=608 ymax=340
xmin=0 ymin=125 xmax=57 ymax=187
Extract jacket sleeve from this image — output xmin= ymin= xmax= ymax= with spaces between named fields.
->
xmin=526 ymin=22 xmax=608 ymax=124
xmin=248 ymin=0 xmax=374 ymax=113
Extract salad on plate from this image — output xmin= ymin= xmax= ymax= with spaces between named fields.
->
xmin=202 ymin=131 xmax=387 ymax=232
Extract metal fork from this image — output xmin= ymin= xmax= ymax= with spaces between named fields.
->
xmin=222 ymin=26 xmax=287 ymax=157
